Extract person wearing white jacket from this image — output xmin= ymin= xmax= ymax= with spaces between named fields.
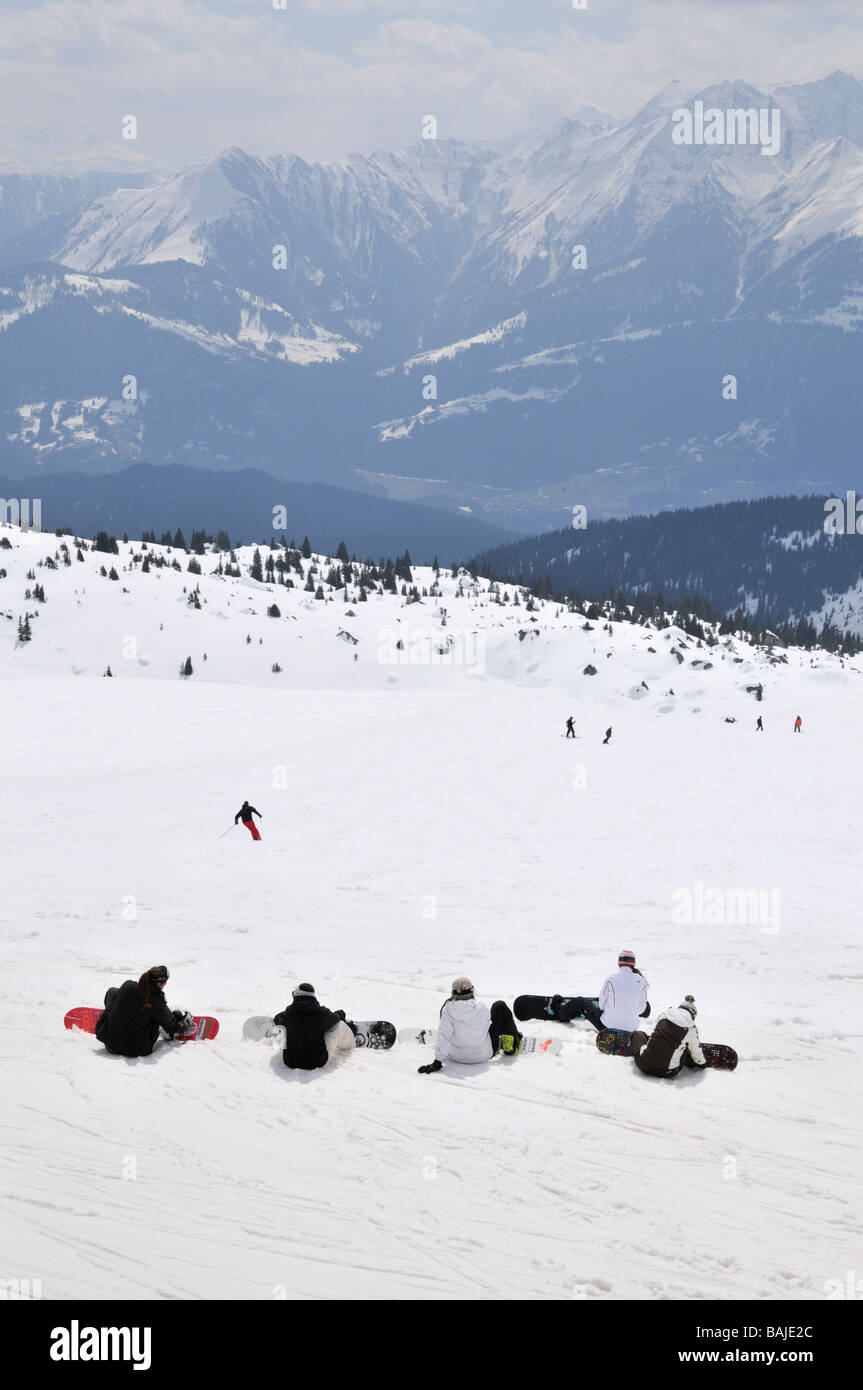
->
xmin=630 ymin=996 xmax=707 ymax=1078
xmin=555 ymin=949 xmax=650 ymax=1031
xmin=417 ymin=979 xmax=523 ymax=1075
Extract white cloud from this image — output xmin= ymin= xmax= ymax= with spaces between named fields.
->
xmin=2 ymin=0 xmax=863 ymax=170
xmin=358 ymin=19 xmax=491 ymax=63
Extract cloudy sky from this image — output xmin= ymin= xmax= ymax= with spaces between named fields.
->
xmin=3 ymin=0 xmax=863 ymax=170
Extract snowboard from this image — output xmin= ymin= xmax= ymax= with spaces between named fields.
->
xmin=596 ymin=1028 xmax=738 ymax=1071
xmin=397 ymin=1027 xmax=563 ymax=1056
xmin=243 ymin=1016 xmax=396 ymax=1049
xmin=514 ymin=994 xmax=599 ymax=1022
xmin=64 ymin=1007 xmax=219 ymax=1041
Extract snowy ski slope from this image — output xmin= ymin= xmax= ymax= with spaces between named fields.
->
xmin=1 ymin=526 xmax=861 ymax=1299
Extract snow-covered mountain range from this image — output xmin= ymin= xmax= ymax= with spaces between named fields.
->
xmin=3 ymin=73 xmax=863 ymax=527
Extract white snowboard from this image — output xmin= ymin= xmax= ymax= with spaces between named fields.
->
xmin=243 ymin=1016 xmax=396 ymax=1048
xmin=243 ymin=1015 xmax=279 ymax=1042
xmin=397 ymin=1027 xmax=562 ymax=1056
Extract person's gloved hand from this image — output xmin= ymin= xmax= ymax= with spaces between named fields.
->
xmin=418 ymin=1059 xmax=442 ymax=1075
xmin=172 ymin=1010 xmax=194 ymax=1034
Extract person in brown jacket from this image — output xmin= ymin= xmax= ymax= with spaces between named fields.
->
xmin=630 ymin=995 xmax=707 ymax=1078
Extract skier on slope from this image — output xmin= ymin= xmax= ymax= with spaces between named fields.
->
xmin=756 ymin=716 xmax=763 ymax=732
xmin=548 ymin=949 xmax=650 ymax=1031
xmin=629 ymin=995 xmax=707 ymax=1078
xmin=417 ymin=977 xmax=523 ymax=1075
xmin=94 ymin=966 xmax=192 ymax=1057
xmin=603 ymin=727 xmax=612 ymax=744
xmin=273 ymin=983 xmax=356 ymax=1070
xmin=794 ymin=715 xmax=803 ymax=733
xmin=235 ymin=799 xmax=263 ymax=840
xmin=565 ymin=716 xmax=576 ymax=739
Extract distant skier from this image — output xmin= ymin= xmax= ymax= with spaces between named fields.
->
xmin=794 ymin=715 xmax=802 ymax=733
xmin=235 ymin=799 xmax=263 ymax=840
xmin=756 ymin=716 xmax=763 ymax=732
xmin=417 ymin=978 xmax=523 ymax=1074
xmin=603 ymin=727 xmax=612 ymax=744
xmin=551 ymin=949 xmax=649 ymax=1032
xmin=565 ymin=716 xmax=576 ymax=738
xmin=273 ymin=983 xmax=356 ymax=1070
xmin=630 ymin=995 xmax=707 ymax=1078
xmin=94 ymin=966 xmax=191 ymax=1057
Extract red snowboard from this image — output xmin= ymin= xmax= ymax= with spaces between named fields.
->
xmin=64 ymin=1007 xmax=219 ymax=1041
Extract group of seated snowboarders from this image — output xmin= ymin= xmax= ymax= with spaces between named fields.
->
xmin=93 ymin=949 xmax=708 ymax=1079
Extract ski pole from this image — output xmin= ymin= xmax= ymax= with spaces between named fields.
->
xmin=216 ymin=823 xmax=236 ymax=841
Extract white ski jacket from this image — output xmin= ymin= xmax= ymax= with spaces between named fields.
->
xmin=434 ymin=998 xmax=494 ymax=1065
xmin=599 ymin=968 xmax=648 ymax=1031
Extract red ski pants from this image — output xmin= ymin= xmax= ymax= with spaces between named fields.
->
xmin=243 ymin=819 xmax=261 ymax=840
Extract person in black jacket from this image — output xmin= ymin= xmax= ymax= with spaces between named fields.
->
xmin=235 ymin=800 xmax=263 ymax=840
xmin=94 ymin=966 xmax=189 ymax=1057
xmin=273 ymin=983 xmax=356 ymax=1070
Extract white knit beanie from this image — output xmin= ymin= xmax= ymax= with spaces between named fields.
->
xmin=450 ymin=977 xmax=474 ymax=999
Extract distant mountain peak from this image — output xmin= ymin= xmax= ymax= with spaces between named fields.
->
xmin=5 ymin=74 xmax=863 ymax=526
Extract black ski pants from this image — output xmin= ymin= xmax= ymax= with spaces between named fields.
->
xmin=558 ymin=996 xmax=605 ymax=1029
xmin=488 ymin=1000 xmax=521 ymax=1054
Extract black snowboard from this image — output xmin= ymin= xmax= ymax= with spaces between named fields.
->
xmin=513 ymin=995 xmax=599 ymax=1022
